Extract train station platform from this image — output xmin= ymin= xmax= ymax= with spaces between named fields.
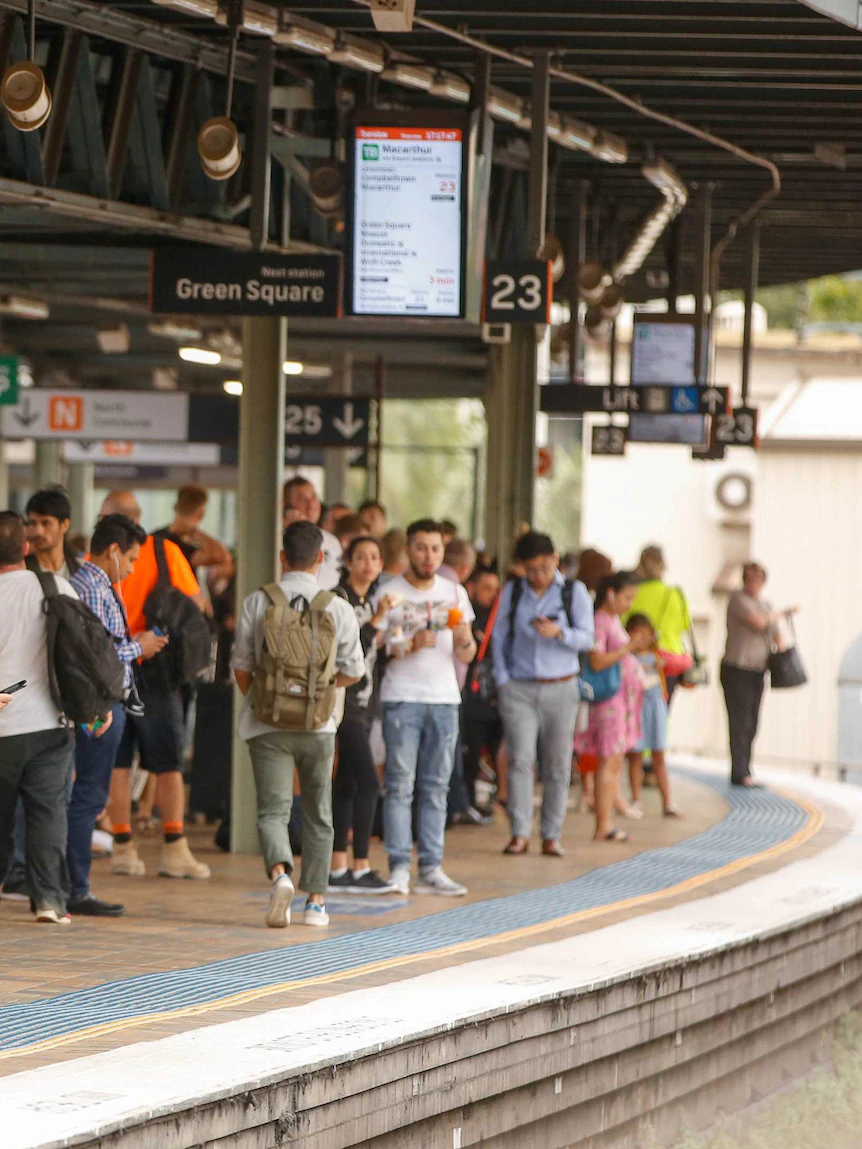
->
xmin=2 ymin=757 xmax=861 ymax=1149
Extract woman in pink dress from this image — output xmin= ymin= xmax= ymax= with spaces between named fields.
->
xmin=577 ymin=572 xmax=650 ymax=843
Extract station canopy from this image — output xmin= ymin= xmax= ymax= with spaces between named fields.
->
xmin=0 ymin=0 xmax=860 ymax=394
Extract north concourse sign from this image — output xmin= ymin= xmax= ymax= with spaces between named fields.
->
xmin=150 ymin=249 xmax=343 ymax=318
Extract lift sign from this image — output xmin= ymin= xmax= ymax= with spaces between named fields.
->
xmin=150 ymin=250 xmax=342 ymax=317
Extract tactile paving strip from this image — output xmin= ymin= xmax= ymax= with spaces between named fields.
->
xmin=0 ymin=771 xmax=809 ymax=1052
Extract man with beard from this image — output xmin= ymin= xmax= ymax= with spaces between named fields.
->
xmin=372 ymin=520 xmax=476 ymax=897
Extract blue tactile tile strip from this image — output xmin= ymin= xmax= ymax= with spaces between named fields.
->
xmin=0 ymin=772 xmax=810 ymax=1053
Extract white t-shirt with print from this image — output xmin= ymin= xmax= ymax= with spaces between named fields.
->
xmin=0 ymin=569 xmax=78 ymax=738
xmin=317 ymin=529 xmax=343 ymax=591
xmin=374 ymin=574 xmax=474 ymax=705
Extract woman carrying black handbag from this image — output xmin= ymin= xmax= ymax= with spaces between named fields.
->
xmin=720 ymin=562 xmax=800 ymax=788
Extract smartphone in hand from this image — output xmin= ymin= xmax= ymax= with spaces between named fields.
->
xmin=0 ymin=680 xmax=27 ymax=695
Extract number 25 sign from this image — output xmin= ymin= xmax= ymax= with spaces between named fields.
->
xmin=483 ymin=260 xmax=552 ymax=324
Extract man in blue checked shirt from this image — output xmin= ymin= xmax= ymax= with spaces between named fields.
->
xmin=69 ymin=514 xmax=167 ymax=917
xmin=491 ymin=531 xmax=594 ymax=859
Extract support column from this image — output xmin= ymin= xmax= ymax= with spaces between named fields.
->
xmin=741 ymin=223 xmax=760 ymax=405
xmin=567 ymin=179 xmax=588 ymax=383
xmin=231 ymin=315 xmax=287 ymax=854
xmin=323 ymin=352 xmax=352 ymax=506
xmin=484 ymin=50 xmax=550 ymax=563
xmin=34 ymin=441 xmax=63 ymax=488
xmin=66 ymin=461 xmax=94 ymax=537
xmin=0 ymin=440 xmax=8 ymax=510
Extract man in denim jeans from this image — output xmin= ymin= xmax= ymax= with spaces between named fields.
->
xmin=373 ymin=520 xmax=476 ymax=897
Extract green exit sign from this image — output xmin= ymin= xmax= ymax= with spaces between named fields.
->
xmin=0 ymin=356 xmax=18 ymax=405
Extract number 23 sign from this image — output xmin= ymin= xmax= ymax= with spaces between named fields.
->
xmin=483 ymin=260 xmax=552 ymax=324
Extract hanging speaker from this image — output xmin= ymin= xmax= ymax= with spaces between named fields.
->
xmin=600 ymin=283 xmax=625 ymax=320
xmin=577 ymin=260 xmax=611 ymax=305
xmin=1 ymin=61 xmax=51 ymax=131
xmin=198 ymin=116 xmax=241 ymax=181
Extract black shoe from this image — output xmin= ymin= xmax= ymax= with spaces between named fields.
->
xmin=326 ymin=871 xmax=355 ymax=893
xmin=346 ymin=870 xmax=398 ymax=894
xmin=2 ymin=875 xmax=30 ymax=902
xmin=68 ymin=895 xmax=126 ymax=917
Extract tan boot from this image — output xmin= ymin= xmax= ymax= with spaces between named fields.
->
xmin=158 ymin=837 xmax=211 ymax=880
xmin=112 ymin=840 xmax=146 ymax=876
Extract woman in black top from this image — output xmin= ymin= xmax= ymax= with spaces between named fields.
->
xmin=329 ymin=536 xmax=398 ymax=894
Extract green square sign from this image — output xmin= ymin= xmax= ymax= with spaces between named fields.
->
xmin=0 ymin=356 xmax=18 ymax=405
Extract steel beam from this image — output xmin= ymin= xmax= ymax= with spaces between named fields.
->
xmin=64 ymin=34 xmax=110 ymax=199
xmin=741 ymin=222 xmax=760 ymax=405
xmin=126 ymin=54 xmax=170 ymax=210
xmin=0 ymin=175 xmax=330 ymax=252
xmin=106 ymin=49 xmax=142 ymax=200
xmin=693 ymin=184 xmax=712 ymax=384
xmin=42 ymin=27 xmax=81 ymax=186
xmin=249 ymin=40 xmax=274 ymax=252
xmin=567 ymin=179 xmax=587 ymax=382
xmin=164 ymin=66 xmax=197 ymax=213
xmin=0 ymin=0 xmax=259 ymax=82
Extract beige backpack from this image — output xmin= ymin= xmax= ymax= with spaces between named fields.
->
xmin=251 ymin=585 xmax=338 ymax=731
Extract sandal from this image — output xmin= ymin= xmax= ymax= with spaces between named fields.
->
xmin=598 ymin=828 xmax=629 ymax=843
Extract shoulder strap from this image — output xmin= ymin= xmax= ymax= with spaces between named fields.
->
xmin=562 ymin=578 xmax=576 ymax=627
xmin=306 ymin=590 xmax=337 ymax=729
xmin=476 ymin=592 xmax=502 ymax=664
xmin=33 ymin=569 xmax=63 ymax=713
xmin=33 ymin=567 xmax=58 ymax=601
xmin=153 ymin=535 xmax=171 ymax=587
xmin=507 ymin=578 xmax=525 ymax=647
xmin=655 ymin=585 xmax=674 ymax=629
xmin=262 ymin=582 xmax=292 ymax=609
xmin=310 ymin=590 xmax=335 ymax=612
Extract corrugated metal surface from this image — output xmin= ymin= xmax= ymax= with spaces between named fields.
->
xmin=754 ymin=448 xmax=862 ymax=767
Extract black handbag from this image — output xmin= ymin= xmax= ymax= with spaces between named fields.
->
xmin=463 ymin=593 xmax=501 ymax=719
xmin=768 ymin=614 xmax=807 ymax=689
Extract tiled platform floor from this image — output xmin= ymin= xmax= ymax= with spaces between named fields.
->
xmin=0 ymin=770 xmax=839 ymax=1077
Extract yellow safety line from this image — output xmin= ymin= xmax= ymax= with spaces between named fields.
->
xmin=0 ymin=787 xmax=824 ymax=1062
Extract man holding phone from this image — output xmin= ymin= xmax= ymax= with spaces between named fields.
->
xmin=492 ymin=531 xmax=594 ymax=859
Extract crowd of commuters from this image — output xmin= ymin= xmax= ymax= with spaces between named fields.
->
xmin=0 ymin=474 xmax=787 ymax=931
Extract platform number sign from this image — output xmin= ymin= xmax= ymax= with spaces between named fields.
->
xmin=483 ymin=259 xmax=552 ymax=324
xmin=714 ymin=406 xmax=758 ymax=448
xmin=591 ymin=424 xmax=627 ymax=456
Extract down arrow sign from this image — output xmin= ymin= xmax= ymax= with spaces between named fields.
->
xmin=332 ymin=402 xmax=364 ymax=440
xmin=13 ymin=396 xmax=40 ymax=428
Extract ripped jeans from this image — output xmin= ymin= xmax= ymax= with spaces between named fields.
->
xmin=382 ymin=702 xmax=460 ymax=872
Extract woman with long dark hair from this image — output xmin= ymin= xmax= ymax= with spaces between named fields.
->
xmin=329 ymin=536 xmax=398 ymax=894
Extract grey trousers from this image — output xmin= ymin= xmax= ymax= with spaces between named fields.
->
xmin=248 ymin=730 xmax=336 ymax=895
xmin=498 ymin=678 xmax=580 ymax=841
xmin=0 ymin=727 xmax=74 ymax=914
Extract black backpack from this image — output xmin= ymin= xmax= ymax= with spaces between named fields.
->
xmin=35 ymin=570 xmax=125 ymax=725
xmin=139 ymin=535 xmax=212 ymax=692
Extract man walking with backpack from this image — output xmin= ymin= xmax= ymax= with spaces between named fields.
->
xmin=0 ymin=513 xmax=79 ymax=924
xmin=232 ymin=521 xmax=364 ymax=929
xmin=491 ymin=531 xmax=594 ymax=858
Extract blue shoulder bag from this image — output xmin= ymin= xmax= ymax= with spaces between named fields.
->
xmin=579 ymin=658 xmax=622 ymax=703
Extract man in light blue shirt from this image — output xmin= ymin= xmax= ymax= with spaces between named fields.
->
xmin=492 ymin=531 xmax=594 ymax=857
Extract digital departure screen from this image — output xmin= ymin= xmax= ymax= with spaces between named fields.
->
xmin=349 ymin=122 xmax=466 ymax=318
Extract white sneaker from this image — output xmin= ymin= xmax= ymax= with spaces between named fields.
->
xmin=304 ymin=901 xmax=330 ymax=927
xmin=389 ymin=865 xmax=411 ymax=896
xmin=414 ymin=867 xmax=467 ymax=897
xmin=265 ymin=874 xmax=295 ymax=929
xmin=34 ymin=907 xmax=72 ymax=925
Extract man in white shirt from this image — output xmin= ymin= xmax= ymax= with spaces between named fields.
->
xmin=232 ymin=521 xmax=364 ymax=930
xmin=282 ymin=477 xmax=343 ymax=590
xmin=373 ymin=519 xmax=477 ymax=897
xmin=0 ymin=512 xmax=78 ymax=924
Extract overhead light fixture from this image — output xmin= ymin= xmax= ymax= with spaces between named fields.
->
xmin=381 ymin=63 xmax=434 ymax=91
xmin=429 ymin=70 xmax=471 ymax=103
xmin=148 ymin=319 xmax=203 ymax=342
xmin=274 ymin=21 xmax=335 ymax=54
xmin=96 ymin=324 xmax=130 ymax=354
xmin=152 ymin=0 xmax=218 ymax=17
xmin=223 ymin=379 xmax=243 ymax=396
xmin=577 ymin=262 xmax=611 ymax=305
xmin=200 ymin=3 xmax=242 ymax=180
xmin=327 ymin=35 xmax=386 ymax=74
xmin=2 ymin=60 xmax=51 ymax=131
xmin=642 ymin=157 xmax=688 ymax=205
xmin=300 ymin=363 xmax=333 ymax=380
xmin=591 ymin=131 xmax=628 ymax=165
xmin=370 ymin=0 xmax=415 ymax=32
xmin=487 ymin=88 xmax=524 ymax=124
xmin=561 ymin=117 xmax=596 ymax=152
xmin=0 ymin=294 xmax=49 ymax=319
xmin=215 ymin=0 xmax=278 ymax=37
xmin=179 ymin=346 xmax=222 ymax=365
xmin=309 ymin=160 xmax=344 ymax=219
xmin=283 ymin=360 xmax=304 ymax=375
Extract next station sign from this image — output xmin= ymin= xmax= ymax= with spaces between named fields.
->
xmin=150 ymin=249 xmax=342 ymax=318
